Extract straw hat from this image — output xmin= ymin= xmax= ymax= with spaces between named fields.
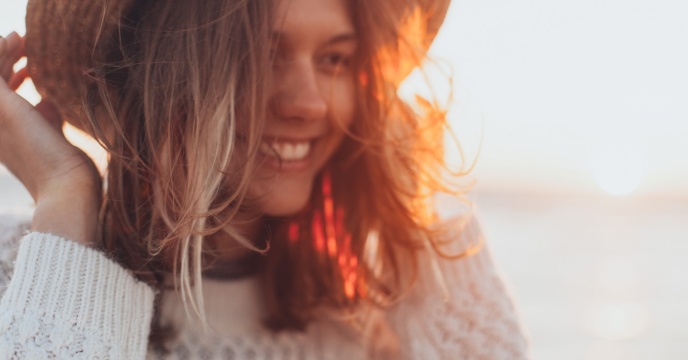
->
xmin=24 ymin=0 xmax=450 ymax=123
xmin=24 ymin=0 xmax=138 ymax=125
xmin=24 ymin=0 xmax=135 ymax=123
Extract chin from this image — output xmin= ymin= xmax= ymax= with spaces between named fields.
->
xmin=255 ymin=177 xmax=315 ymax=217
xmin=260 ymin=193 xmax=311 ymax=217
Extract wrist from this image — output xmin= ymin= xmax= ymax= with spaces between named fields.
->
xmin=32 ymin=179 xmax=102 ymax=246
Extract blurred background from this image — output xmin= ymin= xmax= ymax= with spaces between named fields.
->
xmin=2 ymin=0 xmax=687 ymax=358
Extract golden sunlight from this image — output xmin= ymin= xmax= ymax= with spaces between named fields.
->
xmin=63 ymin=124 xmax=109 ymax=175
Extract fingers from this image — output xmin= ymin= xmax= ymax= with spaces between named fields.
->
xmin=0 ymin=36 xmax=6 ymax=84
xmin=0 ymin=32 xmax=25 ymax=85
xmin=4 ymin=32 xmax=23 ymax=59
xmin=9 ymin=67 xmax=28 ymax=91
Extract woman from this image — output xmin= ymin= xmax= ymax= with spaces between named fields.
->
xmin=0 ymin=0 xmax=528 ymax=358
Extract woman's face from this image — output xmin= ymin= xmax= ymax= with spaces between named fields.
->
xmin=250 ymin=0 xmax=357 ymax=216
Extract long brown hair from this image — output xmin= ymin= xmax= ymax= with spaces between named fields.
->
xmin=80 ymin=0 xmax=472 ymax=347
xmin=261 ymin=0 xmax=464 ymax=330
xmin=84 ymin=0 xmax=273 ymax=330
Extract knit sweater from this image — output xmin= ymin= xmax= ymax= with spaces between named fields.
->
xmin=0 ymin=212 xmax=528 ymax=359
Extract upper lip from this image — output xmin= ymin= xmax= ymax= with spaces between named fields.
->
xmin=261 ymin=135 xmax=320 ymax=143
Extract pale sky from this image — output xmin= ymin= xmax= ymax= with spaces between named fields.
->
xmin=2 ymin=0 xmax=687 ymax=197
xmin=417 ymin=0 xmax=688 ymax=196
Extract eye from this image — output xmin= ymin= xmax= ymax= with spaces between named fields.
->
xmin=319 ymin=52 xmax=352 ymax=74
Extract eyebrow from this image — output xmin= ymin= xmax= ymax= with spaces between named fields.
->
xmin=271 ymin=31 xmax=357 ymax=46
xmin=325 ymin=33 xmax=357 ymax=45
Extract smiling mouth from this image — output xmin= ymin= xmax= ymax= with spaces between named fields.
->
xmin=259 ymin=139 xmax=313 ymax=161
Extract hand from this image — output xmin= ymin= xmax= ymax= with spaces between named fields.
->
xmin=0 ymin=32 xmax=101 ymax=246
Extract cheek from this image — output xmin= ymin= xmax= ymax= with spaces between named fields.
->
xmin=329 ymin=78 xmax=356 ymax=130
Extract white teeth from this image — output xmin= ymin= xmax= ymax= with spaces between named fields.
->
xmin=259 ymin=141 xmax=311 ymax=161
xmin=281 ymin=143 xmax=297 ymax=159
xmin=294 ymin=143 xmax=309 ymax=158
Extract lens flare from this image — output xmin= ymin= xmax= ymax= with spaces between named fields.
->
xmin=307 ymin=172 xmax=360 ymax=301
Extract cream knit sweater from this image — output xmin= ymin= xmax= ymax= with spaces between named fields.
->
xmin=0 ymin=213 xmax=528 ymax=359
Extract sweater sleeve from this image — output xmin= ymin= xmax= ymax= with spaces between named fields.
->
xmin=0 ymin=232 xmax=156 ymax=359
xmin=387 ymin=214 xmax=530 ymax=360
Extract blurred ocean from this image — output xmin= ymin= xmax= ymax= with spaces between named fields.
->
xmin=2 ymin=171 xmax=687 ymax=359
xmin=476 ymin=190 xmax=688 ymax=360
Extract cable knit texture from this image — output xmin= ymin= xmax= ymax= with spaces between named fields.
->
xmin=0 ymin=215 xmax=155 ymax=359
xmin=0 ymin=213 xmax=528 ymax=359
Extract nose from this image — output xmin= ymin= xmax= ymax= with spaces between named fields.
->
xmin=271 ymin=62 xmax=328 ymax=122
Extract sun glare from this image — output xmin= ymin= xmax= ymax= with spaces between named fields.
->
xmin=590 ymin=141 xmax=647 ymax=196
xmin=63 ymin=124 xmax=109 ymax=175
